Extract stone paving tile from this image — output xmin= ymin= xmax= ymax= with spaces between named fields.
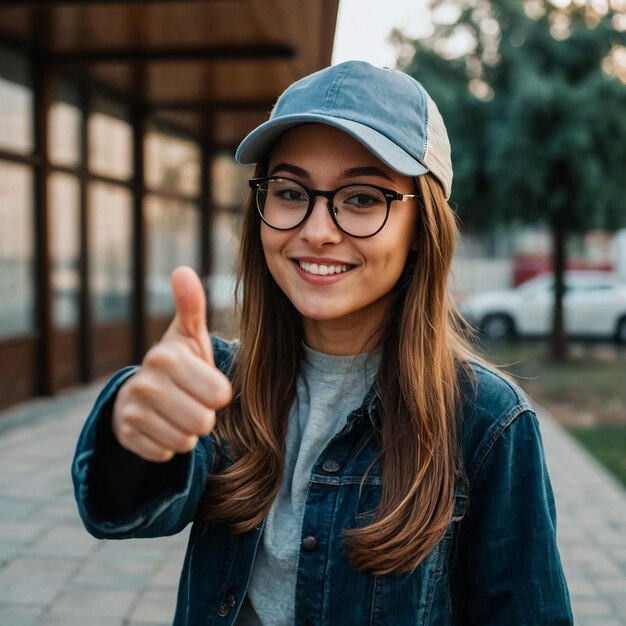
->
xmin=37 ymin=497 xmax=86 ymax=526
xmin=0 ymin=540 xmax=26 ymax=566
xmin=0 ymin=604 xmax=44 ymax=626
xmin=609 ymin=593 xmax=626 ymax=622
xmin=613 ymin=548 xmax=626 ymax=565
xmin=0 ymin=497 xmax=41 ymax=522
xmin=567 ymin=578 xmax=596 ymax=597
xmin=597 ymin=579 xmax=626 ymax=595
xmin=572 ymin=599 xmax=616 ymax=618
xmin=2 ymin=475 xmax=68 ymax=500
xmin=93 ymin=539 xmax=170 ymax=565
xmin=29 ymin=524 xmax=101 ymax=559
xmin=72 ymin=558 xmax=155 ymax=590
xmin=50 ymin=587 xmax=137 ymax=617
xmin=127 ymin=587 xmax=178 ymax=624
xmin=38 ymin=614 xmax=123 ymax=626
xmin=0 ymin=521 xmax=47 ymax=542
xmin=565 ymin=548 xmax=621 ymax=576
xmin=150 ymin=555 xmax=186 ymax=587
xmin=0 ymin=557 xmax=81 ymax=605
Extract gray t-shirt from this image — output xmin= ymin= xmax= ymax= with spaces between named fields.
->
xmin=236 ymin=344 xmax=381 ymax=625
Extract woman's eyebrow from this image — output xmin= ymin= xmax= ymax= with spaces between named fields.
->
xmin=269 ymin=163 xmax=309 ymax=178
xmin=340 ymin=166 xmax=395 ymax=182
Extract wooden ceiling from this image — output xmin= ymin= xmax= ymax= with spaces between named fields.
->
xmin=0 ymin=0 xmax=340 ymax=148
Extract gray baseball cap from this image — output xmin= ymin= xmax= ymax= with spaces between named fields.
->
xmin=235 ymin=60 xmax=453 ymax=198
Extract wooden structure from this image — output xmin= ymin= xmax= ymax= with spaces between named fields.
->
xmin=0 ymin=0 xmax=339 ymax=409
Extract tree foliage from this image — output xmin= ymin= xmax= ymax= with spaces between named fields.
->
xmin=398 ymin=0 xmax=626 ymax=358
xmin=400 ymin=0 xmax=626 ymax=227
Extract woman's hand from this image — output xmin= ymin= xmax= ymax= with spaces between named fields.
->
xmin=112 ymin=266 xmax=233 ymax=462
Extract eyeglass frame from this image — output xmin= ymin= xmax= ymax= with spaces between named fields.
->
xmin=248 ymin=176 xmax=419 ymax=239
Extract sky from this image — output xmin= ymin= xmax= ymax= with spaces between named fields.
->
xmin=331 ymin=0 xmax=433 ymax=68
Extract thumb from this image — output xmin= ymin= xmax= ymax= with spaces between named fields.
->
xmin=170 ymin=266 xmax=214 ymax=363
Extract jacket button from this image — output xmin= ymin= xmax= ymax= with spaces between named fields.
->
xmin=218 ymin=602 xmax=230 ymax=617
xmin=302 ymin=535 xmax=318 ymax=551
xmin=226 ymin=593 xmax=237 ymax=607
xmin=322 ymin=459 xmax=340 ymax=473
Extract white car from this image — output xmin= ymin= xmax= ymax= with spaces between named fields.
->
xmin=460 ymin=271 xmax=626 ymax=342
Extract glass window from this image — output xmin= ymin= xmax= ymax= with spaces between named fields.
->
xmin=210 ymin=210 xmax=241 ymax=312
xmin=0 ymin=161 xmax=34 ymax=337
xmin=49 ymin=173 xmax=80 ymax=329
xmin=0 ymin=46 xmax=33 ymax=155
xmin=88 ymin=97 xmax=133 ymax=180
xmin=145 ymin=128 xmax=200 ymax=197
xmin=144 ymin=195 xmax=200 ymax=315
xmin=49 ymin=81 xmax=82 ymax=168
xmin=211 ymin=153 xmax=255 ymax=210
xmin=89 ymin=182 xmax=133 ymax=322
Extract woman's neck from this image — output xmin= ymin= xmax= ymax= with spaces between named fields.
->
xmin=302 ymin=314 xmax=385 ymax=356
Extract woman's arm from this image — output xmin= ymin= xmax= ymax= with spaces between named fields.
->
xmin=457 ymin=410 xmax=573 ymax=625
xmin=71 ymin=367 xmax=216 ymax=540
xmin=72 ymin=268 xmax=233 ymax=540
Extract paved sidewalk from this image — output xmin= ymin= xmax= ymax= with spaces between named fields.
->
xmin=538 ymin=410 xmax=626 ymax=626
xmin=0 ymin=382 xmax=188 ymax=626
xmin=0 ymin=383 xmax=625 ymax=625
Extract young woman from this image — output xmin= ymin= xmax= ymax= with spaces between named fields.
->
xmin=72 ymin=61 xmax=573 ymax=625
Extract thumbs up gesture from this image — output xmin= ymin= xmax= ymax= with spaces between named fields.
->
xmin=112 ymin=266 xmax=233 ymax=462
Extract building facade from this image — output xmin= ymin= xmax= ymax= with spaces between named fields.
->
xmin=0 ymin=0 xmax=338 ymax=409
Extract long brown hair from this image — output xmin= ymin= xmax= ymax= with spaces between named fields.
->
xmin=203 ymin=165 xmax=477 ymax=575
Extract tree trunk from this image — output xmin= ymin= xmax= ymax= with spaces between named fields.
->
xmin=549 ymin=209 xmax=568 ymax=362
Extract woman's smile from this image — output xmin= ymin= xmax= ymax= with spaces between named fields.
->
xmin=295 ymin=258 xmax=352 ymax=276
xmin=291 ymin=256 xmax=356 ymax=284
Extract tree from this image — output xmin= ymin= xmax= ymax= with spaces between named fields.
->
xmin=398 ymin=0 xmax=626 ymax=360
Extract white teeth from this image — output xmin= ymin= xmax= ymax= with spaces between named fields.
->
xmin=298 ymin=261 xmax=351 ymax=276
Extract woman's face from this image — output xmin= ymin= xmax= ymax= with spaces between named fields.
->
xmin=261 ymin=124 xmax=418 ymax=351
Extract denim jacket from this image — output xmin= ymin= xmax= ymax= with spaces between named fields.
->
xmin=72 ymin=336 xmax=573 ymax=625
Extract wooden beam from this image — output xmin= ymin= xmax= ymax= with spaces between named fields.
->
xmin=33 ymin=55 xmax=54 ymax=396
xmin=131 ymin=105 xmax=147 ymax=362
xmin=145 ymin=99 xmax=274 ymax=112
xmin=0 ymin=0 xmax=237 ymax=5
xmin=200 ymin=119 xmax=214 ymax=325
xmin=0 ymin=149 xmax=41 ymax=167
xmin=78 ymin=81 xmax=93 ymax=384
xmin=50 ymin=44 xmax=295 ymax=65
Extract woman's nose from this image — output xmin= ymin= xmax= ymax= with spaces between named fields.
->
xmin=299 ymin=196 xmax=343 ymax=246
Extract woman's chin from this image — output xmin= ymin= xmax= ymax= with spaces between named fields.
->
xmin=296 ymin=306 xmax=346 ymax=323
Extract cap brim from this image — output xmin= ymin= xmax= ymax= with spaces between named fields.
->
xmin=235 ymin=113 xmax=429 ymax=178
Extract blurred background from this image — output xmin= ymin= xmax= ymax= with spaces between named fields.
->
xmin=0 ymin=0 xmax=625 ymax=482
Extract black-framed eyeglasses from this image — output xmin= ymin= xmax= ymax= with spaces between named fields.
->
xmin=249 ymin=176 xmax=418 ymax=238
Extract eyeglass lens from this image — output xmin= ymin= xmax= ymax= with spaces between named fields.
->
xmin=255 ymin=178 xmax=389 ymax=237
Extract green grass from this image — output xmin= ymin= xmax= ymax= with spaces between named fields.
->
xmin=477 ymin=341 xmax=626 ymax=488
xmin=480 ymin=342 xmax=626 ymax=418
xmin=568 ymin=426 xmax=626 ymax=488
